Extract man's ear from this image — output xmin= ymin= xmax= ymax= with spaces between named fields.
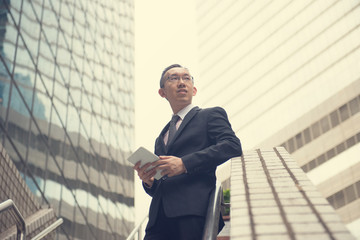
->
xmin=158 ymin=88 xmax=166 ymax=98
xmin=192 ymin=86 xmax=197 ymax=96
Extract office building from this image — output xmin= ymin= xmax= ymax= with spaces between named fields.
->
xmin=0 ymin=0 xmax=135 ymax=239
xmin=195 ymin=0 xmax=360 ymax=238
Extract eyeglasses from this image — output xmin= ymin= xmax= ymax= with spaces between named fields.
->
xmin=166 ymin=74 xmax=193 ymax=83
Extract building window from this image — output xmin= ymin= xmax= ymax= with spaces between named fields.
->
xmin=339 ymin=104 xmax=350 ymax=122
xmin=303 ymin=127 xmax=312 ymax=144
xmin=327 ymin=181 xmax=360 ymax=210
xmin=326 ymin=149 xmax=335 ymax=159
xmin=311 ymin=122 xmax=321 ymax=139
xmin=308 ymin=159 xmax=316 ymax=171
xmin=344 ymin=185 xmax=356 ymax=203
xmin=301 ymin=131 xmax=360 ymax=172
xmin=356 ymin=181 xmax=360 ymax=197
xmin=334 ymin=191 xmax=345 ymax=209
xmin=335 ymin=143 xmax=345 ymax=155
xmin=317 ymin=154 xmax=326 ymax=165
xmin=282 ymin=96 xmax=359 ymax=155
xmin=287 ymin=138 xmax=295 ymax=153
xmin=330 ymin=110 xmax=340 ymax=128
xmin=349 ymin=96 xmax=360 ymax=116
xmin=346 ymin=136 xmax=356 ymax=148
xmin=320 ymin=116 xmax=330 ymax=133
xmin=295 ymin=133 xmax=303 ymax=149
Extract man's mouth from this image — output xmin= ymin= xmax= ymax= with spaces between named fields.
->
xmin=177 ymin=89 xmax=187 ymax=93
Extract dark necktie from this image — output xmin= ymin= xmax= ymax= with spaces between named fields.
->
xmin=167 ymin=115 xmax=180 ymax=145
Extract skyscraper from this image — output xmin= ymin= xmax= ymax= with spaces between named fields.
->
xmin=0 ymin=0 xmax=135 ymax=239
xmin=195 ymin=0 xmax=360 ymax=237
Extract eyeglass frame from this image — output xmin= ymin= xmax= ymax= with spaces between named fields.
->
xmin=160 ymin=74 xmax=194 ymax=88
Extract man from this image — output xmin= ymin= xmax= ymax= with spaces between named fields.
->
xmin=134 ymin=64 xmax=242 ymax=240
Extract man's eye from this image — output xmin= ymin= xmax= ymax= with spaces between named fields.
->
xmin=183 ymin=77 xmax=191 ymax=81
xmin=170 ymin=77 xmax=179 ymax=81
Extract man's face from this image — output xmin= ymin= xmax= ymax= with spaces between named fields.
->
xmin=159 ymin=67 xmax=197 ymax=111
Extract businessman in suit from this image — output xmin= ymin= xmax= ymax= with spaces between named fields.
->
xmin=134 ymin=64 xmax=242 ymax=240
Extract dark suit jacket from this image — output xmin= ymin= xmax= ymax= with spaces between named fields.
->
xmin=144 ymin=106 xmax=242 ymax=230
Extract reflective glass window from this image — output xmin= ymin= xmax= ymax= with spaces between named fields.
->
xmin=339 ymin=104 xmax=350 ymax=122
xmin=330 ymin=110 xmax=340 ymax=128
xmin=320 ymin=116 xmax=330 ymax=133
xmin=344 ymin=185 xmax=356 ymax=203
xmin=295 ymin=132 xmax=303 ymax=149
xmin=346 ymin=136 xmax=356 ymax=148
xmin=287 ymin=138 xmax=295 ymax=153
xmin=303 ymin=128 xmax=311 ymax=144
xmin=317 ymin=154 xmax=326 ymax=165
xmin=326 ymin=148 xmax=335 ymax=160
xmin=311 ymin=122 xmax=321 ymax=139
xmin=334 ymin=190 xmax=345 ymax=209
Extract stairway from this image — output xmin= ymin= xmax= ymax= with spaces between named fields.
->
xmin=0 ymin=143 xmax=61 ymax=239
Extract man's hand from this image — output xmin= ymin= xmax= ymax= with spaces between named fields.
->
xmin=134 ymin=161 xmax=156 ymax=187
xmin=155 ymin=156 xmax=187 ymax=177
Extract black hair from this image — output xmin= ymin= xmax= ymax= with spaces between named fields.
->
xmin=159 ymin=64 xmax=183 ymax=88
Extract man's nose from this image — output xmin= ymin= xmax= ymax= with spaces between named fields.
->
xmin=177 ymin=78 xmax=186 ymax=86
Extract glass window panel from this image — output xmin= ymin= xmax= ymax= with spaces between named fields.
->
xmin=344 ymin=185 xmax=356 ymax=203
xmin=308 ymin=159 xmax=316 ymax=171
xmin=356 ymin=132 xmax=360 ymax=143
xmin=349 ymin=97 xmax=360 ymax=115
xmin=346 ymin=136 xmax=356 ymax=148
xmin=334 ymin=190 xmax=345 ymax=209
xmin=326 ymin=148 xmax=335 ymax=159
xmin=339 ymin=104 xmax=349 ymax=122
xmin=301 ymin=164 xmax=308 ymax=173
xmin=287 ymin=138 xmax=295 ymax=153
xmin=303 ymin=128 xmax=311 ymax=144
xmin=29 ymin=0 xmax=43 ymax=17
xmin=295 ymin=133 xmax=303 ymax=149
xmin=320 ymin=116 xmax=330 ymax=133
xmin=20 ymin=3 xmax=41 ymax=60
xmin=67 ymin=104 xmax=80 ymax=133
xmin=317 ymin=154 xmax=326 ymax=165
xmin=33 ymin=78 xmax=50 ymax=118
xmin=336 ymin=143 xmax=345 ymax=155
xmin=56 ymin=37 xmax=71 ymax=77
xmin=356 ymin=181 xmax=360 ymax=198
xmin=327 ymin=195 xmax=334 ymax=208
xmin=330 ymin=110 xmax=340 ymax=128
xmin=8 ymin=0 xmax=22 ymax=24
xmin=311 ymin=122 xmax=321 ymax=139
xmin=52 ymin=96 xmax=67 ymax=128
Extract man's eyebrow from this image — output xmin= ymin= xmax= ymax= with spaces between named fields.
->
xmin=169 ymin=73 xmax=190 ymax=76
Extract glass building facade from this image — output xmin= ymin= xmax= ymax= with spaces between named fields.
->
xmin=0 ymin=0 xmax=135 ymax=239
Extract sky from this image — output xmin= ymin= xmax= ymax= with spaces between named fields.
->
xmin=133 ymin=0 xmax=200 ymax=224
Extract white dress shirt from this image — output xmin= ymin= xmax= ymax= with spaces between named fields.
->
xmin=164 ymin=104 xmax=196 ymax=144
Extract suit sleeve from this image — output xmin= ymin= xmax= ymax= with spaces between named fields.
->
xmin=181 ymin=107 xmax=242 ymax=174
xmin=142 ymin=180 xmax=158 ymax=197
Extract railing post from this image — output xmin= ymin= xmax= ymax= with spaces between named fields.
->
xmin=126 ymin=215 xmax=148 ymax=240
xmin=202 ymin=182 xmax=223 ymax=240
xmin=31 ymin=218 xmax=63 ymax=240
xmin=0 ymin=199 xmax=26 ymax=240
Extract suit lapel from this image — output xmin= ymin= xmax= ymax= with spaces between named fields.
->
xmin=166 ymin=106 xmax=200 ymax=151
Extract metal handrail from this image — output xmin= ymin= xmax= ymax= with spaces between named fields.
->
xmin=0 ymin=199 xmax=26 ymax=240
xmin=31 ymin=218 xmax=63 ymax=240
xmin=127 ymin=182 xmax=223 ymax=240
xmin=202 ymin=182 xmax=223 ymax=240
xmin=126 ymin=214 xmax=148 ymax=240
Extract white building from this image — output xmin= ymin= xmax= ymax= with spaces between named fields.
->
xmin=195 ymin=0 xmax=360 ymax=238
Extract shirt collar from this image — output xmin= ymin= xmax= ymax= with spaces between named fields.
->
xmin=175 ymin=104 xmax=196 ymax=120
